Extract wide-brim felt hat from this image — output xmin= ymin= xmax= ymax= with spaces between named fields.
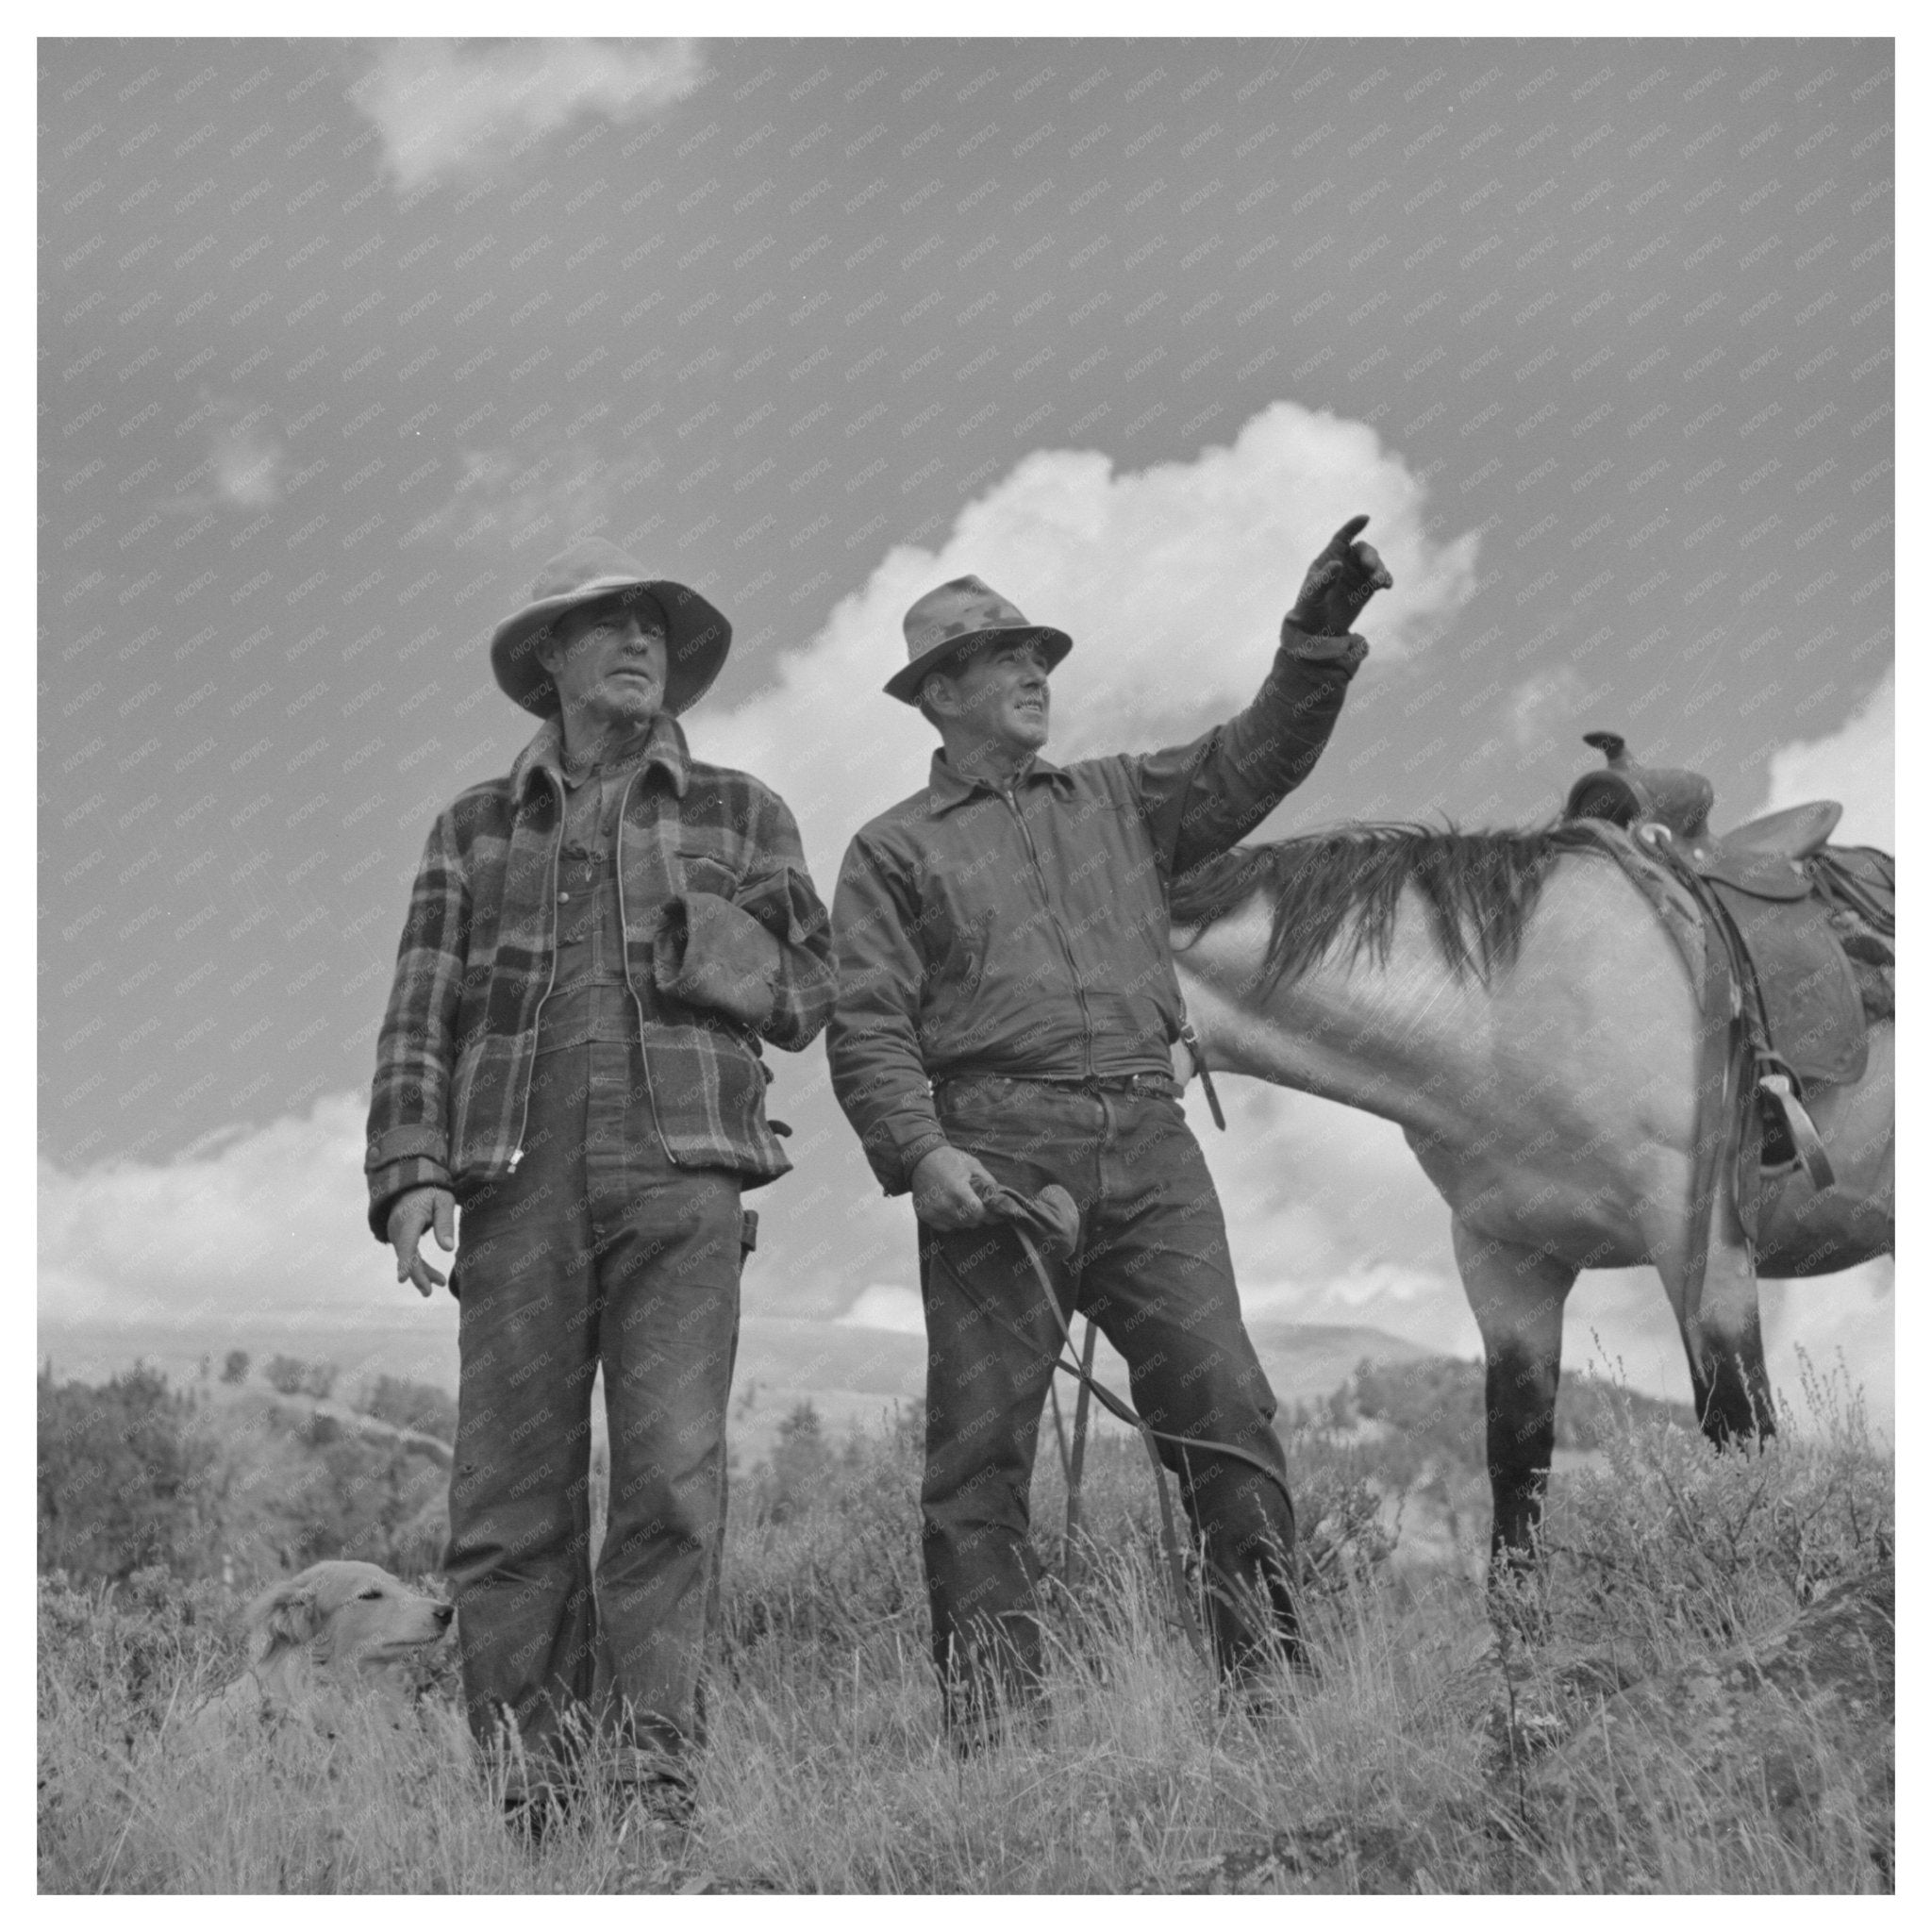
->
xmin=886 ymin=574 xmax=1073 ymax=704
xmin=490 ymin=538 xmax=732 ymax=718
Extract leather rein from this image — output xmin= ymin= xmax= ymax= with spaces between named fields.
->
xmin=931 ymin=1182 xmax=1298 ymax=1669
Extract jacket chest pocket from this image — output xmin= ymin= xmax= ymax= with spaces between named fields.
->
xmin=676 ymin=841 xmax=746 ymax=900
xmin=919 ymin=903 xmax=990 ymax=1003
xmin=916 ymin=909 xmax=990 ymax=1059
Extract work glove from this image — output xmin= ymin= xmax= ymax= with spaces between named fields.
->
xmin=976 ymin=1181 xmax=1081 ymax=1263
xmin=1288 ymin=513 xmax=1394 ymax=637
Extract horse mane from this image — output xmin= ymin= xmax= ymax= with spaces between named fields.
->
xmin=1169 ymin=821 xmax=1606 ymax=991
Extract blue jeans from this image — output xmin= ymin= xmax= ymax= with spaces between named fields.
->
xmin=443 ymin=1046 xmax=746 ymax=1788
xmin=919 ymin=1076 xmax=1300 ymax=1722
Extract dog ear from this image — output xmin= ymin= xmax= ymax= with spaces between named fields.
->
xmin=245 ymin=1574 xmax=324 ymax=1658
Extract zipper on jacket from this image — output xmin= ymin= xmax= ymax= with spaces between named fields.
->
xmin=1002 ymin=783 xmax=1097 ymax=1080
xmin=613 ymin=767 xmax=677 ymax=1165
xmin=507 ymin=775 xmax=565 ymax=1174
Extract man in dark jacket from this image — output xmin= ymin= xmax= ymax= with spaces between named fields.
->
xmin=827 ymin=518 xmax=1391 ymax=1735
xmin=366 ymin=539 xmax=834 ymax=1827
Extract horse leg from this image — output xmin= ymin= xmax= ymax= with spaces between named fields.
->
xmin=1452 ymin=1220 xmax=1578 ymax=1572
xmin=1664 ymin=1222 xmax=1777 ymax=1448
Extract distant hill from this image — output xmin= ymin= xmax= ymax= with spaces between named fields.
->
xmin=1242 ymin=1318 xmax=1439 ymax=1406
xmin=43 ymin=1311 xmax=1452 ymax=1469
xmin=40 ymin=1313 xmax=459 ymax=1399
xmin=727 ymin=1314 xmax=1447 ymax=1462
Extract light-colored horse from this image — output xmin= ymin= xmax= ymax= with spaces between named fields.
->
xmin=1169 ymin=824 xmax=1893 ymax=1561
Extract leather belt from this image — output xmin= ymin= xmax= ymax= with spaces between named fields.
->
xmin=936 ymin=1070 xmax=1181 ymax=1102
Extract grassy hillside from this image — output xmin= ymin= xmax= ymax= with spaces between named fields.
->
xmin=38 ymin=1351 xmax=1890 ymax=1893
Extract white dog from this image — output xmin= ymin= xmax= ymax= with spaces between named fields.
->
xmin=183 ymin=1559 xmax=453 ymax=1744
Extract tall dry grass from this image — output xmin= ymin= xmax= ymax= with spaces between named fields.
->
xmin=38 ymin=1362 xmax=1891 ymax=1893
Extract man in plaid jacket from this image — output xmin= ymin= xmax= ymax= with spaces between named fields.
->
xmin=366 ymin=540 xmax=833 ymax=1833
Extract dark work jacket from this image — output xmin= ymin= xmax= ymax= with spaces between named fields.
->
xmin=827 ymin=622 xmax=1367 ymax=1194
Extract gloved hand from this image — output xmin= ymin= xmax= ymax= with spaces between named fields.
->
xmin=910 ymin=1143 xmax=1001 ymax=1230
xmin=910 ymin=1150 xmax=1081 ymax=1261
xmin=654 ymin=892 xmax=780 ymax=1028
xmin=976 ymin=1181 xmax=1081 ymax=1262
xmin=1288 ymin=514 xmax=1393 ymax=637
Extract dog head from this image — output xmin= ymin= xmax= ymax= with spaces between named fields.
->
xmin=243 ymin=1560 xmax=453 ymax=1674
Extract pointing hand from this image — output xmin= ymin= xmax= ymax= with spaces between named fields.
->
xmin=1290 ymin=514 xmax=1394 ymax=637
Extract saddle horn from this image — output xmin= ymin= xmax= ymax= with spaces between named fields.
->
xmin=1564 ymin=729 xmax=1714 ymax=844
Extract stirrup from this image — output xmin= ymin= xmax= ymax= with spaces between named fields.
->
xmin=1757 ymin=1069 xmax=1836 ymax=1191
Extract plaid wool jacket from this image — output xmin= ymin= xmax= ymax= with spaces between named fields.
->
xmin=364 ymin=712 xmax=834 ymax=1237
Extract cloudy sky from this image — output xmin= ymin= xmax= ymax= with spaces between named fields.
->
xmin=39 ymin=37 xmax=1893 ymax=1422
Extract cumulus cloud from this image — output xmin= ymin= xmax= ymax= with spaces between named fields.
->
xmin=1757 ymin=666 xmax=1894 ymax=849
xmin=704 ymin=400 xmax=1483 ymax=877
xmin=1174 ymin=1083 xmax=1466 ymax=1341
xmin=39 ymin=1093 xmax=387 ymax=1327
xmin=355 ymin=39 xmax=705 ymax=191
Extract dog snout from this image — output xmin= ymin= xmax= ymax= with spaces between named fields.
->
xmin=432 ymin=1602 xmax=454 ymax=1629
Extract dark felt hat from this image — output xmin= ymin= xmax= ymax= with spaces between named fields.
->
xmin=489 ymin=538 xmax=732 ymax=717
xmin=886 ymin=574 xmax=1073 ymax=705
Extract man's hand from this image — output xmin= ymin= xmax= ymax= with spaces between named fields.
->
xmin=910 ymin=1143 xmax=1000 ymax=1231
xmin=388 ymin=1186 xmax=457 ymax=1297
xmin=1289 ymin=514 xmax=1395 ymax=637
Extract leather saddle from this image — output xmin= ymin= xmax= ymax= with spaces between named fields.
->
xmin=1563 ymin=731 xmax=1894 ymax=1201
xmin=1566 ymin=730 xmax=1840 ymax=900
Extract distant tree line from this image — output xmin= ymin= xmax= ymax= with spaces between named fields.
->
xmin=37 ymin=1365 xmax=221 ymax=1583
xmin=263 ymin=1354 xmax=339 ymax=1400
xmin=36 ymin=1358 xmax=458 ymax=1587
xmin=1286 ymin=1356 xmax=1696 ymax=1491
xmin=359 ymin=1374 xmax=459 ymax=1443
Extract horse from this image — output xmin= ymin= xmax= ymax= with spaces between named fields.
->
xmin=1167 ymin=823 xmax=1894 ymax=1565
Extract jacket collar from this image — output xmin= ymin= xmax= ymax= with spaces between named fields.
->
xmin=924 ymin=747 xmax=1074 ymax=816
xmin=510 ymin=709 xmax=691 ymax=803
